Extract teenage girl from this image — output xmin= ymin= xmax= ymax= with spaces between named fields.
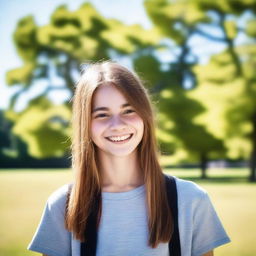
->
xmin=28 ymin=61 xmax=230 ymax=256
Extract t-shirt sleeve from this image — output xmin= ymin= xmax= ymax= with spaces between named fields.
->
xmin=28 ymin=190 xmax=71 ymax=256
xmin=192 ymin=191 xmax=231 ymax=256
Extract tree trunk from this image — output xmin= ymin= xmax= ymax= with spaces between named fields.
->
xmin=250 ymin=150 xmax=256 ymax=182
xmin=200 ymin=153 xmax=207 ymax=179
xmin=249 ymin=114 xmax=256 ymax=182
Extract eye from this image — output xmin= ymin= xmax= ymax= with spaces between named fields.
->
xmin=123 ymin=109 xmax=135 ymax=114
xmin=94 ymin=113 xmax=108 ymax=119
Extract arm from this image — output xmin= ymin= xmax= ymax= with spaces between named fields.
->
xmin=202 ymin=250 xmax=213 ymax=256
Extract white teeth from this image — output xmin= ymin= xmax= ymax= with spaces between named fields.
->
xmin=108 ymin=134 xmax=131 ymax=142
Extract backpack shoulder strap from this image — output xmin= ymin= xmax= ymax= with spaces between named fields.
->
xmin=78 ymin=176 xmax=181 ymax=256
xmin=164 ymin=174 xmax=181 ymax=256
xmin=66 ymin=184 xmax=98 ymax=256
xmin=80 ymin=194 xmax=100 ymax=256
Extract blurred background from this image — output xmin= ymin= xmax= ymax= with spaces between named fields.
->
xmin=1 ymin=0 xmax=256 ymax=255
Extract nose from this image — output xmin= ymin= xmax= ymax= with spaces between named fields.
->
xmin=109 ymin=115 xmax=126 ymax=131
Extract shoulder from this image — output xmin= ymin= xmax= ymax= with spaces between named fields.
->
xmin=46 ymin=183 xmax=72 ymax=212
xmin=166 ymin=175 xmax=209 ymax=206
xmin=175 ymin=176 xmax=207 ymax=197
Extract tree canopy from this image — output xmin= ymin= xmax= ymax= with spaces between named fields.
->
xmin=4 ymin=0 xmax=256 ymax=180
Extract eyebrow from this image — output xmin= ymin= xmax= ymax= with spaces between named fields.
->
xmin=92 ymin=103 xmax=131 ymax=113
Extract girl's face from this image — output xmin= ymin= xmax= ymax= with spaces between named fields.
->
xmin=91 ymin=84 xmax=144 ymax=158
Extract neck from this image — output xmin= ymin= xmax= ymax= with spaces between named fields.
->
xmin=97 ymin=150 xmax=144 ymax=192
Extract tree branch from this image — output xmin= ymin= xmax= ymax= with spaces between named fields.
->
xmin=194 ymin=28 xmax=226 ymax=42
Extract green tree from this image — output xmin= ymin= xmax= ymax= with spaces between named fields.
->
xmin=193 ymin=48 xmax=256 ymax=181
xmin=133 ymin=52 xmax=225 ymax=178
xmin=143 ymin=0 xmax=226 ymax=177
xmin=0 ymin=111 xmax=14 ymax=162
xmin=191 ymin=0 xmax=256 ymax=181
xmin=5 ymin=3 xmax=159 ymax=158
xmin=145 ymin=0 xmax=256 ymax=181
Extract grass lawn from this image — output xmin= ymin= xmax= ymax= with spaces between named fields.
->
xmin=0 ymin=168 xmax=255 ymax=256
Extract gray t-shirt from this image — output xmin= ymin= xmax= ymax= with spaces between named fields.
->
xmin=28 ymin=176 xmax=230 ymax=256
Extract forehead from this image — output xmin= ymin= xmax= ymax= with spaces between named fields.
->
xmin=92 ymin=84 xmax=128 ymax=107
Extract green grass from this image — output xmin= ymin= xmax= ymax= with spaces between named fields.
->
xmin=0 ymin=168 xmax=255 ymax=256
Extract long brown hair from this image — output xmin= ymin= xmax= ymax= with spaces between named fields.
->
xmin=65 ymin=61 xmax=173 ymax=248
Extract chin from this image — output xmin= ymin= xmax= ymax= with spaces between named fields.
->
xmin=105 ymin=148 xmax=138 ymax=158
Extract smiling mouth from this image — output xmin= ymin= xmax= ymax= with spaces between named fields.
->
xmin=105 ymin=134 xmax=133 ymax=143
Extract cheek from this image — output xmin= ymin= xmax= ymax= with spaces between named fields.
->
xmin=139 ymin=120 xmax=144 ymax=137
xmin=128 ymin=115 xmax=144 ymax=133
xmin=91 ymin=121 xmax=104 ymax=140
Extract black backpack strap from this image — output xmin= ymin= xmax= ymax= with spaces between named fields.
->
xmin=80 ymin=194 xmax=100 ymax=256
xmin=80 ymin=177 xmax=180 ymax=256
xmin=164 ymin=174 xmax=181 ymax=256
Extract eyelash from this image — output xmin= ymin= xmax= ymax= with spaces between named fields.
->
xmin=95 ymin=114 xmax=108 ymax=118
xmin=124 ymin=109 xmax=135 ymax=114
xmin=95 ymin=109 xmax=135 ymax=119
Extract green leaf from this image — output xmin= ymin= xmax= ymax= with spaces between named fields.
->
xmin=9 ymin=97 xmax=71 ymax=158
xmin=6 ymin=62 xmax=35 ymax=87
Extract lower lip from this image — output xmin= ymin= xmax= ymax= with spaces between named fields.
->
xmin=106 ymin=134 xmax=133 ymax=144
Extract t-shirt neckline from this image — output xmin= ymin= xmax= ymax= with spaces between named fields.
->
xmin=102 ymin=184 xmax=145 ymax=200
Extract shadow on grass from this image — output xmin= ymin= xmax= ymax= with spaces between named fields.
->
xmin=177 ymin=176 xmax=250 ymax=184
xmin=164 ymin=168 xmax=254 ymax=184
xmin=1 ymin=168 xmax=255 ymax=184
